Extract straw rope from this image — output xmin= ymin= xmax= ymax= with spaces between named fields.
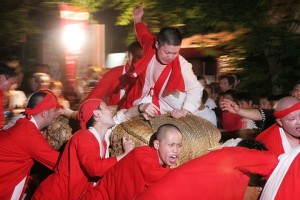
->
xmin=110 ymin=114 xmax=221 ymax=166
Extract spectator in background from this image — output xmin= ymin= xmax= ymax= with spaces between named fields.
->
xmin=0 ymin=62 xmax=17 ymax=128
xmin=197 ymin=76 xmax=217 ymax=110
xmin=235 ymin=91 xmax=258 ymax=129
xmin=50 ymin=80 xmax=70 ymax=109
xmin=194 ymin=90 xmax=217 ymax=126
xmin=31 ymin=73 xmax=51 ymax=93
xmin=258 ymin=94 xmax=273 ymax=110
xmin=218 ymin=74 xmax=235 ymax=93
xmin=291 ymin=81 xmax=300 ymax=100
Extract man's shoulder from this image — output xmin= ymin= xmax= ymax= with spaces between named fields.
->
xmin=256 ymin=124 xmax=279 ymax=141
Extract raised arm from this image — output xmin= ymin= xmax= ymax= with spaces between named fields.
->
xmin=220 ymin=98 xmax=263 ymax=120
xmin=133 ymin=6 xmax=144 ymax=24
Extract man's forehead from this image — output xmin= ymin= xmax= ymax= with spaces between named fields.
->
xmin=283 ymin=109 xmax=300 ymax=118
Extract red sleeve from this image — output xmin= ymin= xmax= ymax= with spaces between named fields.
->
xmin=85 ymin=69 xmax=116 ymax=101
xmin=26 ymin=130 xmax=59 ymax=170
xmin=230 ymin=147 xmax=278 ymax=176
xmin=76 ymin=133 xmax=117 ymax=177
xmin=135 ymin=22 xmax=156 ymax=54
xmin=136 ymin=148 xmax=170 ymax=187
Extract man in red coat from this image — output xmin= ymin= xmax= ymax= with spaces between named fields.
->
xmin=0 ymin=89 xmax=62 ymax=200
xmin=32 ymin=99 xmax=136 ymax=200
xmin=137 ymin=139 xmax=278 ymax=200
xmin=0 ymin=62 xmax=18 ymax=128
xmin=85 ymin=41 xmax=142 ymax=106
xmin=81 ymin=123 xmax=183 ymax=200
xmin=122 ymin=6 xmax=202 ymax=119
xmin=256 ymin=96 xmax=300 ymax=156
xmin=260 ymin=146 xmax=300 ymax=200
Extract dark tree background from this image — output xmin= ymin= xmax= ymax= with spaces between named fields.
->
xmin=1 ymin=0 xmax=300 ymax=97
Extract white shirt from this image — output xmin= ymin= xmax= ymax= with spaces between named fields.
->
xmin=134 ymin=55 xmax=202 ymax=114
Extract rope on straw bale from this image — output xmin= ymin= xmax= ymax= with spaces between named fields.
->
xmin=110 ymin=114 xmax=221 ymax=166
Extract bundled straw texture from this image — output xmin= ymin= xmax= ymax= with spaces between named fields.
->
xmin=46 ymin=115 xmax=73 ymax=150
xmin=110 ymin=114 xmax=221 ymax=166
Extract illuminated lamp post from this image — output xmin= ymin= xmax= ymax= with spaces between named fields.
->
xmin=60 ymin=4 xmax=89 ymax=87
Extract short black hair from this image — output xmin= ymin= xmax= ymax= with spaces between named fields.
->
xmin=0 ymin=62 xmax=17 ymax=78
xmin=127 ymin=41 xmax=142 ymax=54
xmin=149 ymin=123 xmax=182 ymax=146
xmin=157 ymin=27 xmax=182 ymax=46
xmin=27 ymin=92 xmax=47 ymax=109
xmin=237 ymin=139 xmax=268 ymax=151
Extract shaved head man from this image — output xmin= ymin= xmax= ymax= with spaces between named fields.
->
xmin=81 ymin=124 xmax=183 ymax=200
xmin=257 ymin=96 xmax=300 ymax=156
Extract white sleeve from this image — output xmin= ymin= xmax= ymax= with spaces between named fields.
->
xmin=180 ymin=56 xmax=203 ymax=113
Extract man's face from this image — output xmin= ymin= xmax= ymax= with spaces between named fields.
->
xmin=292 ymin=85 xmax=300 ymax=100
xmin=44 ymin=108 xmax=61 ymax=127
xmin=0 ymin=75 xmax=16 ymax=92
xmin=155 ymin=43 xmax=181 ymax=65
xmin=277 ymin=110 xmax=300 ymax=138
xmin=259 ymin=98 xmax=273 ymax=109
xmin=219 ymin=78 xmax=232 ymax=92
xmin=97 ymin=102 xmax=115 ymax=128
xmin=154 ymin=130 xmax=183 ymax=166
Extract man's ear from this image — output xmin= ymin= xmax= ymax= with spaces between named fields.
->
xmin=276 ymin=118 xmax=283 ymax=127
xmin=93 ymin=110 xmax=100 ymax=120
xmin=153 ymin=140 xmax=159 ymax=150
xmin=155 ymin=41 xmax=159 ymax=49
xmin=41 ymin=110 xmax=47 ymax=118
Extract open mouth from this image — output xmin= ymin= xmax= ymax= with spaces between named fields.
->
xmin=169 ymin=155 xmax=178 ymax=164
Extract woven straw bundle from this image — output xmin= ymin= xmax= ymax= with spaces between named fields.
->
xmin=46 ymin=115 xmax=73 ymax=150
xmin=110 ymin=114 xmax=221 ymax=166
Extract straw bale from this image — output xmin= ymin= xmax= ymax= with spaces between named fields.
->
xmin=110 ymin=114 xmax=221 ymax=166
xmin=46 ymin=115 xmax=73 ymax=150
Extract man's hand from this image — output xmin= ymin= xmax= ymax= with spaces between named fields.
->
xmin=170 ymin=109 xmax=189 ymax=119
xmin=133 ymin=5 xmax=144 ymax=24
xmin=219 ymin=99 xmax=240 ymax=114
xmin=122 ymin=137 xmax=135 ymax=154
xmin=140 ymin=103 xmax=160 ymax=120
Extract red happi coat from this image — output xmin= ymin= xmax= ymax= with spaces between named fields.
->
xmin=0 ymin=118 xmax=59 ymax=200
xmin=274 ymin=153 xmax=300 ymax=199
xmin=256 ymin=124 xmax=286 ymax=157
xmin=137 ymin=147 xmax=278 ymax=200
xmin=81 ymin=146 xmax=170 ymax=200
xmin=32 ymin=129 xmax=117 ymax=200
xmin=86 ymin=65 xmax=133 ymax=106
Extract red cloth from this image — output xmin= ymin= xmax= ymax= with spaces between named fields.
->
xmin=274 ymin=153 xmax=300 ymax=199
xmin=0 ymin=118 xmax=59 ymax=200
xmin=81 ymin=146 xmax=170 ymax=200
xmin=85 ymin=65 xmax=133 ymax=106
xmin=222 ymin=111 xmax=243 ymax=131
xmin=0 ymin=90 xmax=4 ymax=128
xmin=32 ymin=129 xmax=117 ymax=200
xmin=77 ymin=99 xmax=102 ymax=129
xmin=256 ymin=124 xmax=286 ymax=157
xmin=274 ymin=102 xmax=300 ymax=118
xmin=25 ymin=89 xmax=63 ymax=119
xmin=137 ymin=147 xmax=278 ymax=200
xmin=122 ymin=22 xmax=185 ymax=109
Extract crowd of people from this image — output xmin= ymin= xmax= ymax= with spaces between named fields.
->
xmin=0 ymin=5 xmax=300 ymax=200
